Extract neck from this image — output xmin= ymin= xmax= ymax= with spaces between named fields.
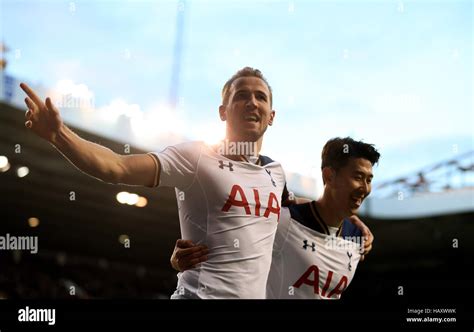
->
xmin=315 ymin=194 xmax=346 ymax=228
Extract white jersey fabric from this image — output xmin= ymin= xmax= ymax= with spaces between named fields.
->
xmin=152 ymin=141 xmax=286 ymax=299
xmin=267 ymin=206 xmax=362 ymax=299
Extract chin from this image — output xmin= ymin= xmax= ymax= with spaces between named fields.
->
xmin=349 ymin=207 xmax=360 ymax=215
xmin=240 ymin=129 xmax=262 ymax=142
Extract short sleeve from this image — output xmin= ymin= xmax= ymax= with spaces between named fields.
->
xmin=151 ymin=141 xmax=203 ymax=190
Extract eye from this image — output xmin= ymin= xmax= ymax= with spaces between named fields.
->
xmin=235 ymin=91 xmax=247 ymax=99
xmin=257 ymin=94 xmax=267 ymax=101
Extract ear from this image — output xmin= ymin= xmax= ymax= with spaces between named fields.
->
xmin=322 ymin=167 xmax=335 ymax=185
xmin=219 ymin=105 xmax=226 ymax=121
xmin=268 ymin=110 xmax=276 ymax=126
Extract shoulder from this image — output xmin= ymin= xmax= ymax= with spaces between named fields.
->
xmin=259 ymin=154 xmax=275 ymax=166
xmin=156 ymin=141 xmax=206 ymax=158
xmin=288 ymin=203 xmax=313 ymax=227
xmin=341 ymin=219 xmax=363 ymax=239
xmin=260 ymin=154 xmax=283 ymax=170
xmin=168 ymin=140 xmax=206 ymax=152
xmin=260 ymin=154 xmax=285 ymax=180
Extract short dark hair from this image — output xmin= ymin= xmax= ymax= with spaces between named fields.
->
xmin=221 ymin=67 xmax=273 ymax=106
xmin=321 ymin=137 xmax=380 ymax=171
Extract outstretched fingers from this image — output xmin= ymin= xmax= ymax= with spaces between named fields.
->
xmin=24 ymin=97 xmax=38 ymax=113
xmin=20 ymin=83 xmax=43 ymax=108
xmin=45 ymin=97 xmax=59 ymax=114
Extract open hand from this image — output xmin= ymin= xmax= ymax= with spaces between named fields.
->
xmin=20 ymin=83 xmax=63 ymax=143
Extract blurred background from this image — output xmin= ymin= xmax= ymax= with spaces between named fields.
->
xmin=0 ymin=0 xmax=472 ymax=300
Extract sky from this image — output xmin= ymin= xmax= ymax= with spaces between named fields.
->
xmin=1 ymin=0 xmax=472 ymax=195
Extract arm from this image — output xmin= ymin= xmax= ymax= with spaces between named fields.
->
xmin=170 ymin=239 xmax=208 ymax=272
xmin=20 ymin=83 xmax=158 ymax=187
xmin=281 ymin=184 xmax=311 ymax=206
xmin=347 ymin=215 xmax=374 ymax=261
xmin=294 ymin=196 xmax=312 ymax=204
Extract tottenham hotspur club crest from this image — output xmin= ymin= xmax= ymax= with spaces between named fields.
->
xmin=303 ymin=240 xmax=316 ymax=252
xmin=347 ymin=251 xmax=352 ymax=271
xmin=265 ymin=169 xmax=276 ymax=187
xmin=218 ymin=160 xmax=234 ymax=171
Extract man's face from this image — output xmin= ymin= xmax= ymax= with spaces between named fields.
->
xmin=219 ymin=76 xmax=275 ymax=142
xmin=329 ymin=158 xmax=374 ymax=216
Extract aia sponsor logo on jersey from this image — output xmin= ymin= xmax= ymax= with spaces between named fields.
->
xmin=221 ymin=184 xmax=280 ymax=220
xmin=293 ymin=265 xmax=348 ymax=298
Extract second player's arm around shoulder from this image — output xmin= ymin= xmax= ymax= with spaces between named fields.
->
xmin=347 ymin=215 xmax=374 ymax=261
xmin=170 ymin=239 xmax=209 ymax=272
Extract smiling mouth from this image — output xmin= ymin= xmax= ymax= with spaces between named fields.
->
xmin=243 ymin=115 xmax=260 ymax=122
xmin=351 ymin=196 xmax=364 ymax=207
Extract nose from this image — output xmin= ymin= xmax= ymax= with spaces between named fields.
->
xmin=245 ymin=94 xmax=258 ymax=109
xmin=361 ymin=181 xmax=371 ymax=197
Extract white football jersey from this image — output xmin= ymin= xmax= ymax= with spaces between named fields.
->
xmin=152 ymin=141 xmax=286 ymax=299
xmin=267 ymin=203 xmax=363 ymax=299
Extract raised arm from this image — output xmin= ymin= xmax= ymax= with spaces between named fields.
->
xmin=20 ymin=83 xmax=158 ymax=187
